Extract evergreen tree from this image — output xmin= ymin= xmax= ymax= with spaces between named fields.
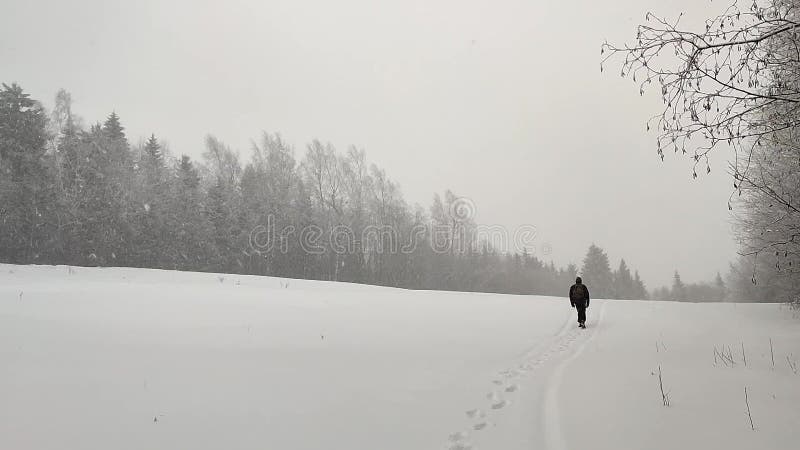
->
xmin=75 ymin=125 xmax=134 ymax=265
xmin=0 ymin=83 xmax=57 ymax=263
xmin=170 ymin=155 xmax=214 ymax=270
xmin=613 ymin=258 xmax=635 ymax=299
xmin=565 ymin=263 xmax=579 ymax=284
xmin=671 ymin=271 xmax=688 ymax=301
xmin=580 ymin=244 xmax=614 ymax=298
xmin=202 ymin=137 xmax=244 ymax=272
xmin=54 ymin=112 xmax=89 ymax=262
xmin=633 ymin=270 xmax=649 ymax=299
xmin=103 ymin=111 xmax=125 ymax=141
xmin=0 ymin=83 xmax=49 ymax=180
xmin=132 ymin=133 xmax=170 ymax=267
xmin=143 ymin=133 xmax=162 ymax=164
xmin=94 ymin=113 xmax=134 ymax=265
xmin=178 ymin=154 xmax=199 ymax=189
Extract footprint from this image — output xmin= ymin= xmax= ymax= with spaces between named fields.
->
xmin=448 ymin=431 xmax=473 ymax=450
xmin=492 ymin=379 xmax=503 ymax=385
xmin=486 ymin=392 xmax=506 ymax=408
xmin=491 ymin=398 xmax=508 ymax=410
xmin=473 ymin=421 xmax=487 ymax=431
xmin=504 ymin=384 xmax=519 ymax=393
xmin=465 ymin=409 xmax=485 ymax=419
xmin=448 ymin=432 xmax=469 ymax=442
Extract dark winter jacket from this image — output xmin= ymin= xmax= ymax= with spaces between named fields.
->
xmin=569 ymin=283 xmax=590 ymax=308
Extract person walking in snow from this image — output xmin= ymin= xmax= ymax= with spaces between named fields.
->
xmin=569 ymin=277 xmax=590 ymax=329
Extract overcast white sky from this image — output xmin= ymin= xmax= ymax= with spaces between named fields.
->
xmin=1 ymin=0 xmax=739 ymax=288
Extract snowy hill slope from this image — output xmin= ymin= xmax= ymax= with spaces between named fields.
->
xmin=1 ymin=264 xmax=798 ymax=450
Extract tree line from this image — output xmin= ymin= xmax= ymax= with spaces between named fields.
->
xmin=650 ymin=271 xmax=727 ymax=302
xmin=1 ymin=83 xmax=655 ymax=298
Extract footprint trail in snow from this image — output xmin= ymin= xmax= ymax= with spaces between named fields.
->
xmin=445 ymin=307 xmax=604 ymax=448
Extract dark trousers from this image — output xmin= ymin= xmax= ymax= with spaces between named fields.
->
xmin=576 ymin=306 xmax=586 ymax=324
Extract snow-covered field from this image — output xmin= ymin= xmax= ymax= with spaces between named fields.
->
xmin=1 ymin=264 xmax=798 ymax=450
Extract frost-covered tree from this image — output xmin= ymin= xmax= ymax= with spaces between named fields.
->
xmin=143 ymin=134 xmax=162 ymax=165
xmin=602 ymin=0 xmax=800 ymax=183
xmin=168 ymin=155 xmax=215 ymax=270
xmin=603 ymin=0 xmax=800 ymax=305
xmin=203 ymin=135 xmax=244 ymax=271
xmin=132 ymin=133 xmax=171 ymax=267
xmin=0 ymin=83 xmax=56 ymax=262
xmin=74 ymin=123 xmax=134 ymax=265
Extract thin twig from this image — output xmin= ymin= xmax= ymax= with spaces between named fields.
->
xmin=726 ymin=345 xmax=737 ymax=366
xmin=770 ymin=338 xmax=775 ymax=369
xmin=744 ymin=386 xmax=755 ymax=431
xmin=741 ymin=341 xmax=747 ymax=367
xmin=658 ymin=365 xmax=671 ymax=407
